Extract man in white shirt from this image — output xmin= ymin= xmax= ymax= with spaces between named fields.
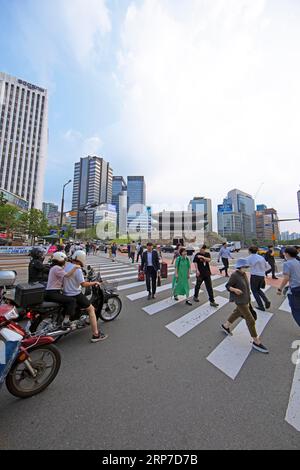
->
xmin=246 ymin=246 xmax=271 ymax=311
xmin=63 ymin=250 xmax=108 ymax=343
xmin=218 ymin=242 xmax=234 ymax=277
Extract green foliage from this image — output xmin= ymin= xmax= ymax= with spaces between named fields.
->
xmin=0 ymin=192 xmax=8 ymax=207
xmin=0 ymin=205 xmax=21 ymax=232
xmin=19 ymin=209 xmax=49 ymax=241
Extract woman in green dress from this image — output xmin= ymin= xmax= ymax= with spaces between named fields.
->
xmin=173 ymin=247 xmax=193 ymax=306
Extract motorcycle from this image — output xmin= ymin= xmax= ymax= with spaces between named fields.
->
xmin=0 ymin=303 xmax=61 ymax=398
xmin=25 ymin=265 xmax=122 ymax=340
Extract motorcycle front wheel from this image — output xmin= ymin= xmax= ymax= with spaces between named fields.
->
xmin=99 ymin=295 xmax=122 ymax=322
xmin=6 ymin=344 xmax=61 ymax=398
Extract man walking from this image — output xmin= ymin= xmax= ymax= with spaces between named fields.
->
xmin=277 ymin=246 xmax=300 ymax=327
xmin=141 ymin=242 xmax=161 ymax=300
xmin=218 ymin=242 xmax=233 ymax=277
xmin=193 ymin=245 xmax=219 ymax=307
xmin=130 ymin=241 xmax=136 ymax=264
xmin=246 ymin=246 xmax=271 ymax=312
xmin=265 ymin=245 xmax=278 ymax=279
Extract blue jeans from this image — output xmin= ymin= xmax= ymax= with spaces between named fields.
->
xmin=288 ymin=293 xmax=300 ymax=328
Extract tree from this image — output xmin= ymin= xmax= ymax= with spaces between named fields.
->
xmin=0 ymin=192 xmax=8 ymax=207
xmin=0 ymin=205 xmax=22 ymax=235
xmin=19 ymin=209 xmax=49 ymax=244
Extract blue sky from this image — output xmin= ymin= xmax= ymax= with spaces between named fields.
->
xmin=1 ymin=0 xmax=300 ymax=231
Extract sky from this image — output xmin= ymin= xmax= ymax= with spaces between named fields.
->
xmin=1 ymin=0 xmax=300 ymax=232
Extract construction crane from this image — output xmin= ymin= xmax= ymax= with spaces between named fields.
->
xmin=254 ymin=182 xmax=264 ymax=201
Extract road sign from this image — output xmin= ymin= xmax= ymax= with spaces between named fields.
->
xmin=272 ymin=234 xmax=276 ymax=241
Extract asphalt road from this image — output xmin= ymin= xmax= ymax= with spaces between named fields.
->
xmin=1 ymin=252 xmax=299 ymax=450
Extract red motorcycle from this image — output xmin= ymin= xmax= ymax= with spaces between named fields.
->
xmin=0 ymin=304 xmax=61 ymax=398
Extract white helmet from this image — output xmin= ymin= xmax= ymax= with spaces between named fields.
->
xmin=72 ymin=250 xmax=86 ymax=266
xmin=52 ymin=252 xmax=67 ymax=263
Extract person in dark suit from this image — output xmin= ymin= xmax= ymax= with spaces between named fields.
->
xmin=141 ymin=242 xmax=161 ymax=300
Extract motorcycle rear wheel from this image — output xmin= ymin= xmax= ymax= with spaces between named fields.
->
xmin=6 ymin=344 xmax=61 ymax=398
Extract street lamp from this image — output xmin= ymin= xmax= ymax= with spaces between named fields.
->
xmin=59 ymin=179 xmax=72 ymax=242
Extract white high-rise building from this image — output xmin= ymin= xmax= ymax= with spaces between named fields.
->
xmin=0 ymin=72 xmax=48 ymax=209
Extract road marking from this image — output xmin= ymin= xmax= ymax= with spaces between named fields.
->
xmin=279 ymin=297 xmax=291 ymax=313
xmin=102 ymin=270 xmax=138 ymax=279
xmin=143 ymin=289 xmax=196 ymax=315
xmin=118 ymin=281 xmax=148 ymax=292
xmin=113 ymin=274 xmax=143 ymax=282
xmin=211 ymin=275 xmax=223 ymax=281
xmin=285 ymin=358 xmax=300 ymax=432
xmin=215 ymin=283 xmax=227 ymax=292
xmin=207 ymin=310 xmax=273 ymax=380
xmin=100 ymin=267 xmax=137 ymax=274
xmin=127 ymin=275 xmax=196 ymax=301
xmin=165 ymin=296 xmax=228 ymax=338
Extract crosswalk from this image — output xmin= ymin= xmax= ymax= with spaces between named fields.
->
xmin=88 ymin=255 xmax=298 ymax=432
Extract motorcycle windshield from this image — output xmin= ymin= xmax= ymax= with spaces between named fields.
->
xmin=0 ymin=329 xmax=22 ymax=385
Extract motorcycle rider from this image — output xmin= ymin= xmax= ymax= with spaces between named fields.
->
xmin=44 ymin=252 xmax=81 ymax=329
xmin=63 ymin=250 xmax=108 ymax=343
xmin=28 ymin=247 xmax=50 ymax=285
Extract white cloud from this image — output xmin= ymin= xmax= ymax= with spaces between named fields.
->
xmin=59 ymin=0 xmax=111 ymax=67
xmin=82 ymin=136 xmax=103 ymax=154
xmin=113 ymin=0 xmax=300 ymax=230
xmin=63 ymin=129 xmax=83 ymax=142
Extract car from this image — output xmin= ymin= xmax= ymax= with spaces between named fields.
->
xmin=258 ymin=246 xmax=281 ymax=257
xmin=161 ymin=245 xmax=176 ymax=253
xmin=118 ymin=244 xmax=128 ymax=253
xmin=210 ymin=244 xmax=222 ymax=252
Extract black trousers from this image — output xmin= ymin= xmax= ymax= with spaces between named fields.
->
xmin=250 ymin=275 xmax=269 ymax=309
xmin=220 ymin=258 xmax=229 ymax=275
xmin=146 ymin=266 xmax=157 ymax=294
xmin=194 ymin=275 xmax=214 ymax=302
xmin=44 ymin=290 xmax=76 ymax=317
xmin=266 ymin=263 xmax=276 ymax=278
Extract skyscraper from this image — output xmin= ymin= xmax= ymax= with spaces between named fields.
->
xmin=218 ymin=189 xmax=256 ymax=240
xmin=127 ymin=176 xmax=146 ymax=214
xmin=255 ymin=207 xmax=280 ymax=243
xmin=112 ymin=176 xmax=127 ymax=234
xmin=188 ymin=197 xmax=213 ymax=232
xmin=0 ymin=72 xmax=48 ymax=209
xmin=71 ymin=156 xmax=113 ymax=229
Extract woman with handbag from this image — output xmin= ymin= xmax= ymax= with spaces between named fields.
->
xmin=172 ymin=247 xmax=192 ymax=306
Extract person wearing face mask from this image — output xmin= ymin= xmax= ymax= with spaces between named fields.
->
xmin=221 ymin=258 xmax=269 ymax=354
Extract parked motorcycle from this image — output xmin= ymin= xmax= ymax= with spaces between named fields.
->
xmin=25 ymin=265 xmax=122 ymax=340
xmin=0 ymin=303 xmax=61 ymax=398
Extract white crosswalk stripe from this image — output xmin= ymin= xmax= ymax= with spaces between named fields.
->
xmin=165 ymin=296 xmax=228 ymax=338
xmin=279 ymin=297 xmax=291 ymax=313
xmin=286 ymin=355 xmax=300 ymax=432
xmin=207 ymin=310 xmax=273 ymax=380
xmin=142 ymin=289 xmax=198 ymax=315
xmin=102 ymin=270 xmax=138 ymax=279
xmin=100 ymin=267 xmax=137 ymax=274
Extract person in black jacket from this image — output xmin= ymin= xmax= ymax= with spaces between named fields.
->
xmin=28 ymin=247 xmax=50 ymax=285
xmin=141 ymin=242 xmax=161 ymax=300
xmin=265 ymin=245 xmax=278 ymax=279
